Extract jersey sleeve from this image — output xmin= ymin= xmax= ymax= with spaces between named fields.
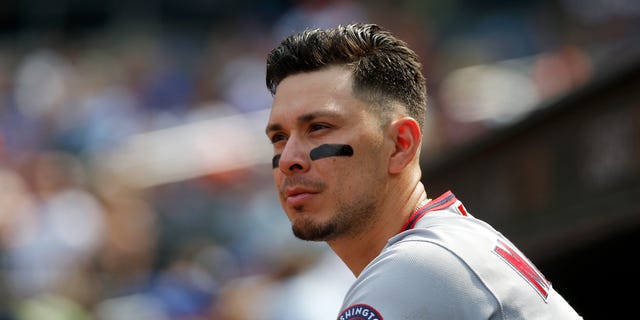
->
xmin=338 ymin=239 xmax=500 ymax=320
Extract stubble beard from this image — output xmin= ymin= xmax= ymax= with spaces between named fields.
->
xmin=283 ymin=141 xmax=384 ymax=242
xmin=291 ymin=196 xmax=378 ymax=242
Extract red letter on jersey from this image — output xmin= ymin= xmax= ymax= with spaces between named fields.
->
xmin=494 ymin=239 xmax=551 ymax=300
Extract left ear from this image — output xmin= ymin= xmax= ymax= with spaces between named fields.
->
xmin=388 ymin=117 xmax=422 ymax=174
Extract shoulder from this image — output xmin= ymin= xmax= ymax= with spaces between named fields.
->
xmin=340 ymin=216 xmax=583 ymax=319
xmin=339 ymin=239 xmax=499 ymax=319
xmin=370 ymin=238 xmax=499 ymax=299
xmin=372 ymin=237 xmax=486 ymax=284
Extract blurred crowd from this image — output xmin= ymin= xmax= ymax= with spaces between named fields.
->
xmin=0 ymin=0 xmax=638 ymax=319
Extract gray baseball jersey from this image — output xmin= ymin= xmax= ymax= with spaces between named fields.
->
xmin=337 ymin=191 xmax=582 ymax=319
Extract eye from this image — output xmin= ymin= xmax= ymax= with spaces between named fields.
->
xmin=309 ymin=123 xmax=331 ymax=133
xmin=270 ymin=133 xmax=287 ymax=144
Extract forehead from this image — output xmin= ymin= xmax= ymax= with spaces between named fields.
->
xmin=268 ymin=66 xmax=362 ymax=124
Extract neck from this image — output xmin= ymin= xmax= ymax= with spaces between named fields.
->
xmin=327 ymin=179 xmax=427 ymax=277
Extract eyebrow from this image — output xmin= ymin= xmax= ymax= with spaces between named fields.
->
xmin=265 ymin=123 xmax=283 ymax=136
xmin=265 ymin=110 xmax=341 ymax=135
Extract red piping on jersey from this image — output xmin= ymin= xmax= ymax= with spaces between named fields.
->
xmin=401 ymin=190 xmax=457 ymax=232
xmin=457 ymin=204 xmax=468 ymax=216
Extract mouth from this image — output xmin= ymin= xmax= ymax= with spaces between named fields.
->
xmin=285 ymin=187 xmax=319 ymax=206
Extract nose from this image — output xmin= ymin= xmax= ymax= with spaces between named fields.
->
xmin=277 ymin=137 xmax=310 ymax=174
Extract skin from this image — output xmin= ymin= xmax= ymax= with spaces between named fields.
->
xmin=266 ymin=66 xmax=427 ymax=276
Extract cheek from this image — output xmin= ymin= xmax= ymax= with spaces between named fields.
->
xmin=273 ymin=172 xmax=284 ymax=194
xmin=323 ymin=159 xmax=358 ymax=189
xmin=347 ymin=147 xmax=386 ymax=183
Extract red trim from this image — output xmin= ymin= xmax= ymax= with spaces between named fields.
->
xmin=401 ymin=191 xmax=457 ymax=231
xmin=494 ymin=239 xmax=551 ymax=300
xmin=457 ymin=204 xmax=468 ymax=216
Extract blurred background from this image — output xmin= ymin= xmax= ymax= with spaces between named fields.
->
xmin=0 ymin=0 xmax=638 ymax=319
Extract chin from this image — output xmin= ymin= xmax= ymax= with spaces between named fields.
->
xmin=291 ymin=215 xmax=338 ymax=241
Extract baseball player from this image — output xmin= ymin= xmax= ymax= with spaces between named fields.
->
xmin=265 ymin=23 xmax=583 ymax=319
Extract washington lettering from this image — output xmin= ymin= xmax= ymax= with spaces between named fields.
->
xmin=338 ymin=304 xmax=383 ymax=320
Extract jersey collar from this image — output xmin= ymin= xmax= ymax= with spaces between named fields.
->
xmin=400 ymin=190 xmax=457 ymax=232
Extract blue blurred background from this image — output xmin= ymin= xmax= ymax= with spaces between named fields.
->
xmin=0 ymin=0 xmax=638 ymax=319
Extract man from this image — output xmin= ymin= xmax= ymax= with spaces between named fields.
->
xmin=264 ymin=23 xmax=582 ymax=319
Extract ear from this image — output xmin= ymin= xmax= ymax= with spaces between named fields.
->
xmin=388 ymin=117 xmax=422 ymax=174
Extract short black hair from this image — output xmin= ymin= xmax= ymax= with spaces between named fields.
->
xmin=266 ymin=23 xmax=427 ymax=129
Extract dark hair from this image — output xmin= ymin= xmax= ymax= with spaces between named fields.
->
xmin=266 ymin=23 xmax=427 ymax=129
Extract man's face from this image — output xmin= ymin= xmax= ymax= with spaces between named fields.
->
xmin=266 ymin=66 xmax=390 ymax=241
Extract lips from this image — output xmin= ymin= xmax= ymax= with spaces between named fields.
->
xmin=284 ymin=187 xmax=318 ymax=206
